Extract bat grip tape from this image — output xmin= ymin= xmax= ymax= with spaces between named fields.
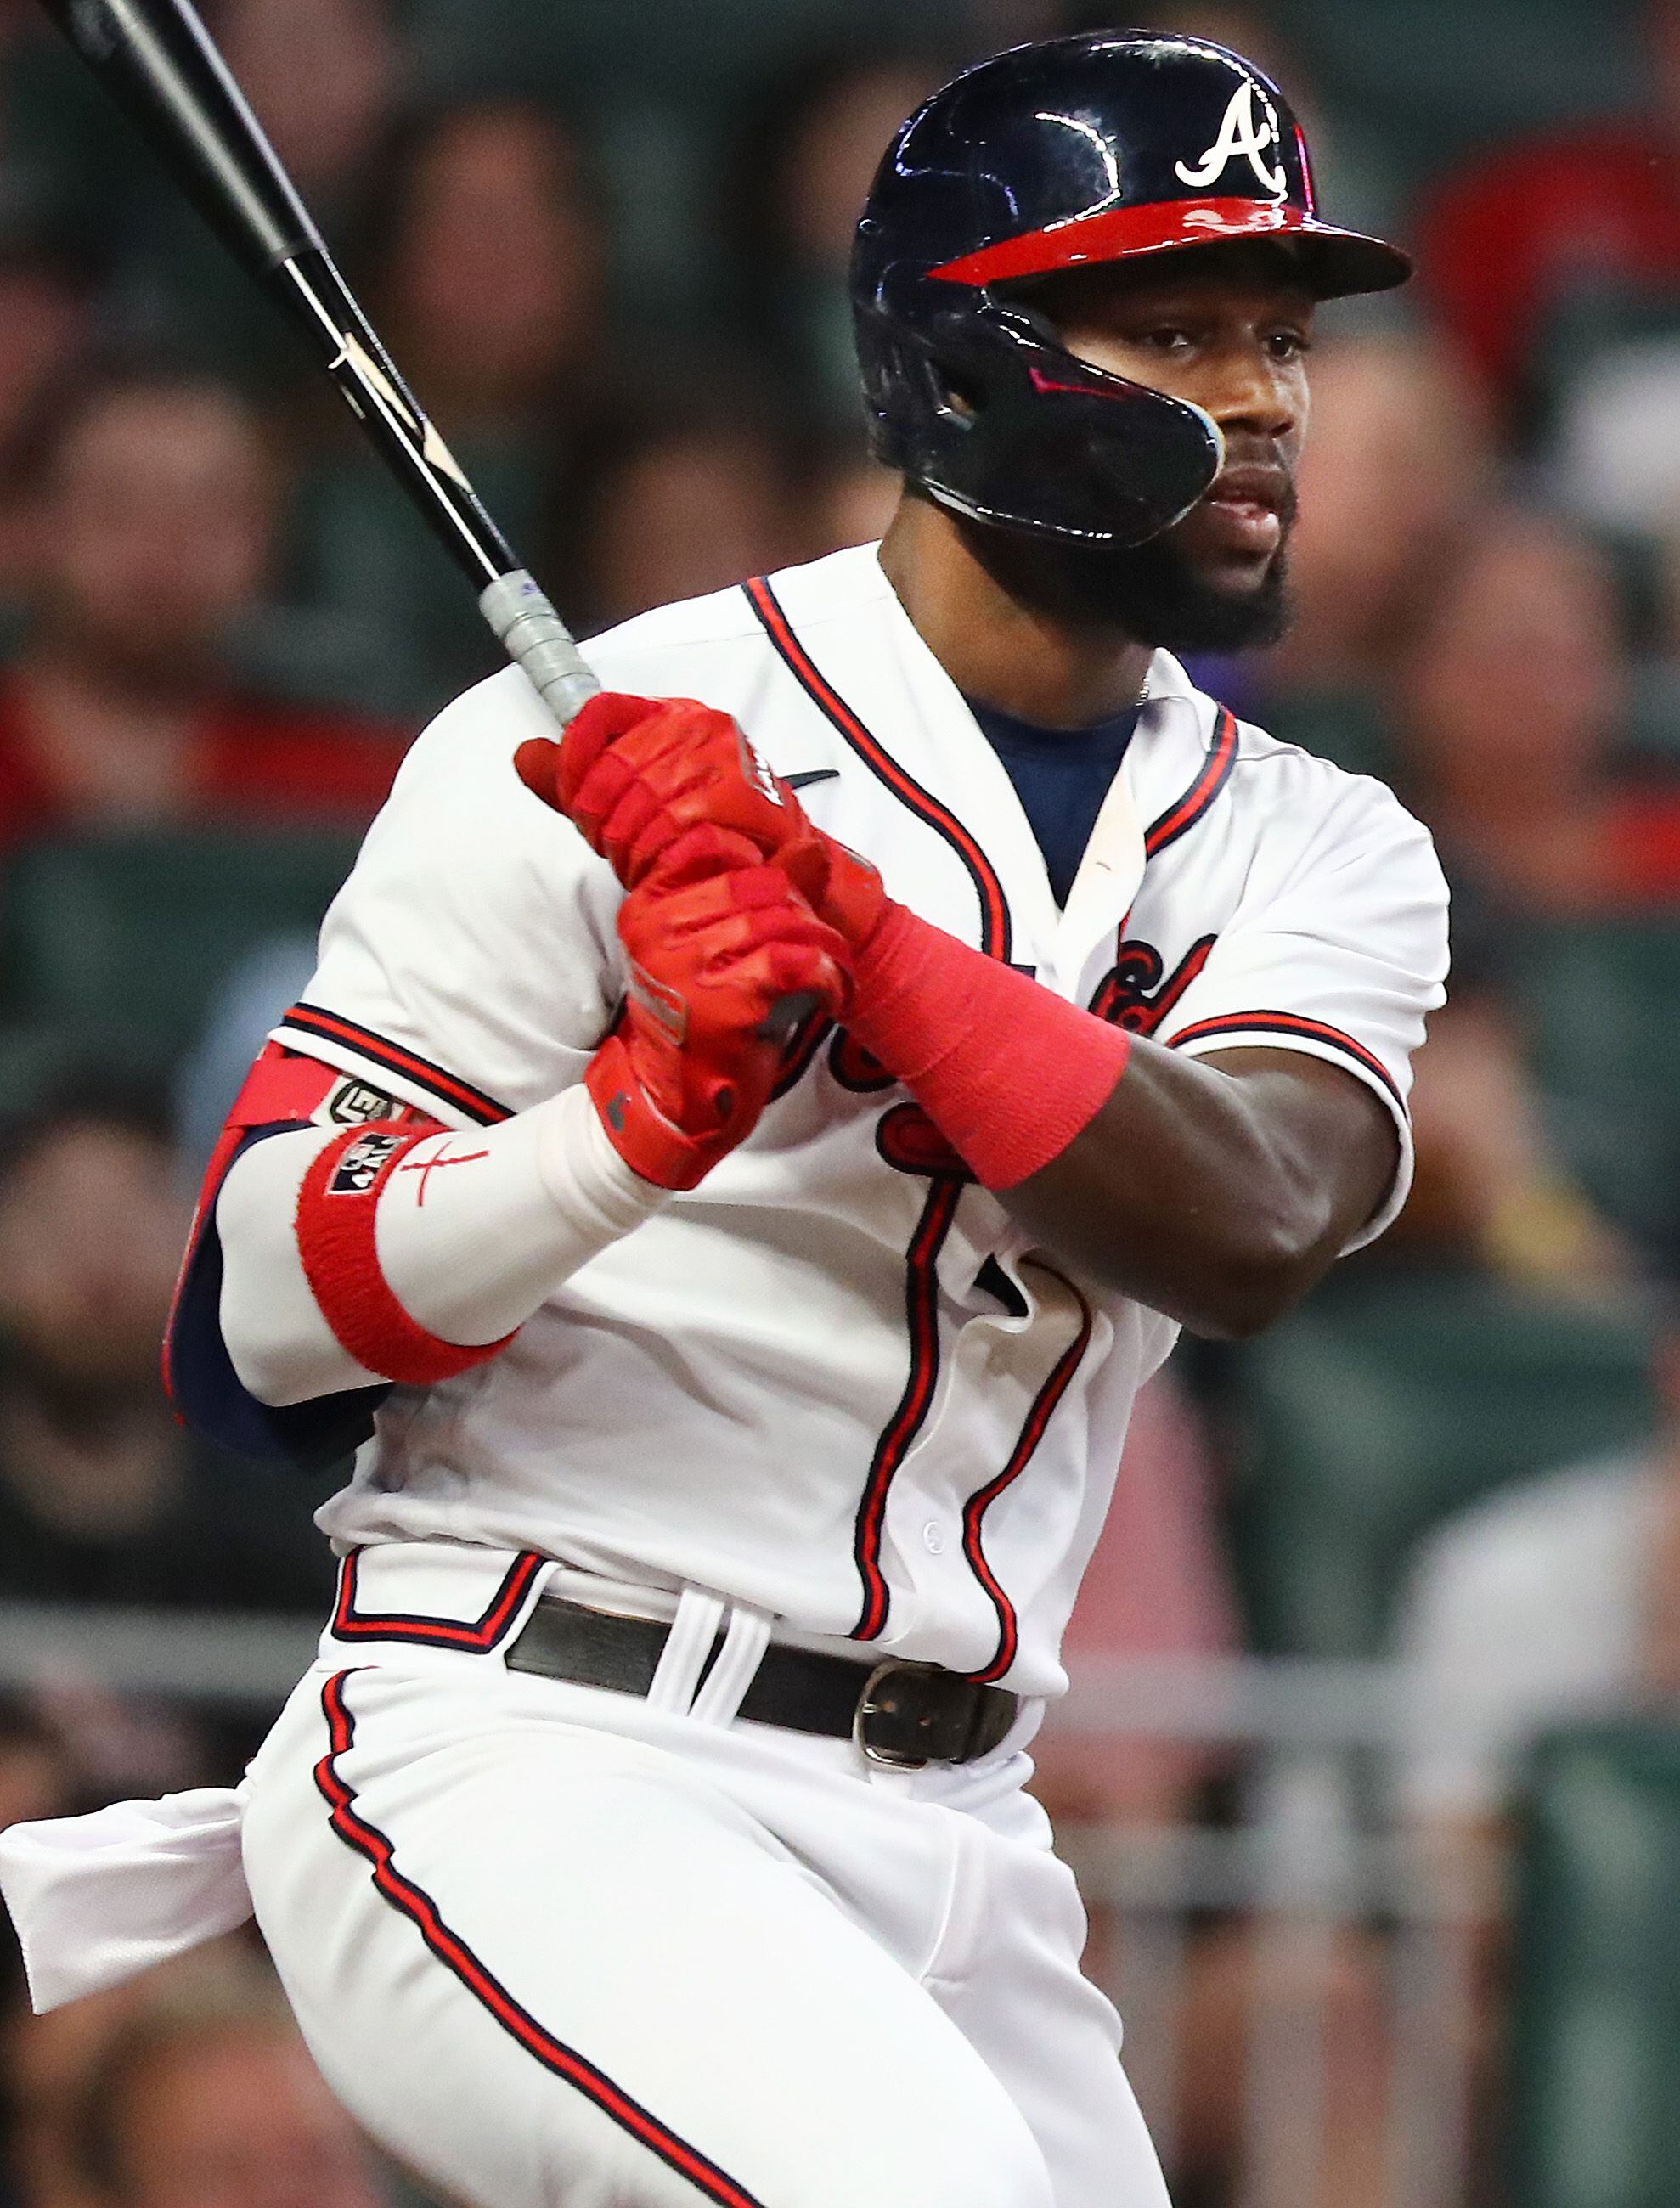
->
xmin=481 ymin=571 xmax=600 ymax=730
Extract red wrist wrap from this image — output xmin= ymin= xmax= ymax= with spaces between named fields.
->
xmin=843 ymin=903 xmax=1133 ymax=1191
xmin=296 ymin=1124 xmax=516 ymax=1386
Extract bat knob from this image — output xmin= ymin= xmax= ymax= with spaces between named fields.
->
xmin=759 ymin=990 xmax=825 ymax=1047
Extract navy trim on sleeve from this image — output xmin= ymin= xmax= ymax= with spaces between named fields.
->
xmin=166 ymin=1122 xmax=390 ymax=1469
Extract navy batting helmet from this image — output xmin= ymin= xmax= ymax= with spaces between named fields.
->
xmin=851 ymin=32 xmax=1411 ymax=547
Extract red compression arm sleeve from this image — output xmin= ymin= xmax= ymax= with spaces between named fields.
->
xmin=843 ymin=902 xmax=1131 ymax=1191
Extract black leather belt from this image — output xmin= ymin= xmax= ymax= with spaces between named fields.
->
xmin=504 ymin=1594 xmax=1019 ymax=1770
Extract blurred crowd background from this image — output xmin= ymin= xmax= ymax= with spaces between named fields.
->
xmin=0 ymin=0 xmax=1677 ymax=2202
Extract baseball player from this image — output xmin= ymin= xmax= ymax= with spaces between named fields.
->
xmin=0 ymin=32 xmax=1448 ymax=2208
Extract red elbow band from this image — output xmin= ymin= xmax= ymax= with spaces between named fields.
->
xmin=843 ymin=904 xmax=1132 ymax=1191
xmin=296 ymin=1124 xmax=516 ymax=1387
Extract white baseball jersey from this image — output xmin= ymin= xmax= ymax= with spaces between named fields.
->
xmin=250 ymin=541 xmax=1447 ymax=1702
xmin=1 ymin=544 xmax=1447 ymax=2208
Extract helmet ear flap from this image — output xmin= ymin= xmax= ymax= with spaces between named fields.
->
xmin=872 ymin=291 xmax=1224 ymax=546
xmin=922 ymin=352 xmax=981 ymax=428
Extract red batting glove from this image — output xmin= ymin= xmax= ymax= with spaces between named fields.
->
xmin=527 ymin=697 xmax=1111 ymax=1189
xmin=585 ymin=829 xmax=850 ymax=1191
xmin=515 ymin=692 xmax=813 ymax=894
xmin=516 ymin=690 xmax=891 ymax=949
xmin=797 ymin=829 xmax=890 ymax=951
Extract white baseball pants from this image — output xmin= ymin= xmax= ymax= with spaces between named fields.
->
xmin=239 ymin=1547 xmax=1171 ymax=2208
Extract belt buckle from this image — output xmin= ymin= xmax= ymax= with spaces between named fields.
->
xmin=853 ymin=1658 xmax=950 ymax=1771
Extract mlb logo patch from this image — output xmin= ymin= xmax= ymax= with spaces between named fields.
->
xmin=329 ymin=1130 xmax=404 ymax=1194
xmin=327 ymin=1079 xmax=397 ymax=1126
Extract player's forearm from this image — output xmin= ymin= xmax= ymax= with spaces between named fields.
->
xmin=997 ymin=1045 xmax=1350 ymax=1335
xmin=843 ymin=902 xmax=1386 ymax=1335
xmin=216 ymin=1090 xmax=666 ymax=1406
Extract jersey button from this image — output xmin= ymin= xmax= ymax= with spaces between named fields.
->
xmin=922 ymin=1520 xmax=948 ymax=1556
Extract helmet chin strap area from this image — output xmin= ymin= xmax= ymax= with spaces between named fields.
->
xmin=1157 ymin=401 xmax=1226 ymax=537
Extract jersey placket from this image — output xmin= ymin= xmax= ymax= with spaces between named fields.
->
xmin=747 ymin=570 xmax=1108 ymax=1661
xmin=865 ymin=1238 xmax=1097 ymax=1682
xmin=747 ymin=572 xmax=1144 ymax=1676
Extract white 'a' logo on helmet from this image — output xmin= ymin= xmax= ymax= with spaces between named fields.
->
xmin=1173 ymin=79 xmax=1288 ymax=197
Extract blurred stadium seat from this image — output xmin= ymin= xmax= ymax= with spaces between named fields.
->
xmin=1510 ymin=1721 xmax=1680 ymax=2208
xmin=1279 ymin=0 xmax=1643 ymax=174
xmin=405 ymin=0 xmax=969 ymax=100
xmin=1252 ymin=687 xmax=1396 ymax=782
xmin=0 ymin=830 xmax=359 ymax=1071
xmin=1231 ymin=1275 xmax=1656 ymax=1657
xmin=1507 ymin=919 xmax=1680 ymax=1252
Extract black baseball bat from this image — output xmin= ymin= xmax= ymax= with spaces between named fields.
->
xmin=37 ymin=0 xmax=598 ymax=729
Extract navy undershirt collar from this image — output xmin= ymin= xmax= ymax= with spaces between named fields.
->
xmin=967 ymin=696 xmax=1142 ymax=909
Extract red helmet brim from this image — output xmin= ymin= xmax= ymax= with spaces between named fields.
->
xmin=930 ymin=197 xmax=1411 ymax=300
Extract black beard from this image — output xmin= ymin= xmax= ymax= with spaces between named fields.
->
xmin=957 ymin=513 xmax=1295 ymax=653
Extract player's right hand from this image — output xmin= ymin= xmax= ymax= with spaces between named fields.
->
xmin=586 ymin=827 xmax=850 ymax=1191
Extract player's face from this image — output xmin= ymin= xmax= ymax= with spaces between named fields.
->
xmin=1000 ymin=244 xmax=1316 ymax=648
xmin=1036 ymin=245 xmax=1311 ymax=577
